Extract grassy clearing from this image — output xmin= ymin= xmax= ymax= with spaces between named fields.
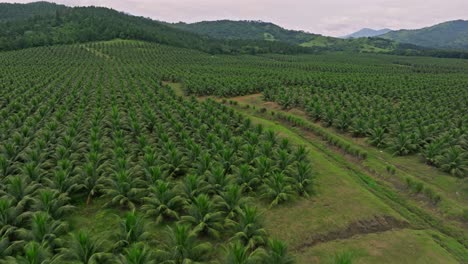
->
xmin=300 ymin=229 xmax=459 ymax=264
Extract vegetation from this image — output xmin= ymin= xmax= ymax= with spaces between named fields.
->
xmin=0 ymin=41 xmax=309 ymax=262
xmin=381 ymin=20 xmax=468 ymax=50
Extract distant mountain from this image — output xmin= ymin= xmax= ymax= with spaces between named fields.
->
xmin=173 ymin=20 xmax=393 ymax=51
xmin=171 ymin=20 xmax=323 ymax=46
xmin=380 ymin=20 xmax=468 ymax=50
xmin=0 ymin=1 xmax=66 ymax=22
xmin=342 ymin=28 xmax=392 ymax=39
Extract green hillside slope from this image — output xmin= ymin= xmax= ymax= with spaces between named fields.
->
xmin=381 ymin=20 xmax=468 ymax=50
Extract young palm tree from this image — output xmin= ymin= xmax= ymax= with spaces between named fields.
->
xmin=4 ymin=241 xmax=51 ymax=264
xmin=261 ymin=173 xmax=295 ymax=207
xmin=293 ymin=161 xmax=313 ymax=197
xmin=4 ymin=175 xmax=40 ymax=210
xmin=206 ymin=164 xmax=234 ymax=195
xmin=157 ymin=224 xmax=212 ymax=264
xmin=224 ymin=240 xmax=264 ymax=264
xmin=228 ymin=205 xmax=267 ymax=250
xmin=390 ymin=133 xmax=418 ymax=156
xmin=260 ymin=239 xmax=294 ymax=264
xmin=436 ymin=147 xmax=467 ymax=178
xmin=180 ymin=194 xmax=224 ymax=238
xmin=30 ymin=189 xmax=74 ymax=220
xmin=118 ymin=242 xmax=155 ymax=264
xmin=0 ymin=198 xmax=25 ymax=237
xmin=103 ymin=169 xmax=145 ymax=210
xmin=368 ymin=127 xmax=386 ymax=148
xmin=56 ymin=231 xmax=110 ymax=264
xmin=141 ymin=180 xmax=187 ymax=224
xmin=216 ymin=184 xmax=249 ymax=220
xmin=20 ymin=211 xmax=67 ymax=251
xmin=234 ymin=164 xmax=260 ymax=193
xmin=178 ymin=174 xmax=209 ymax=202
xmin=422 ymin=140 xmax=444 ymax=165
xmin=113 ymin=211 xmax=150 ymax=251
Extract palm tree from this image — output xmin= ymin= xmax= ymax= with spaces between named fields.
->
xmin=113 ymin=210 xmax=150 ymax=251
xmin=4 ymin=175 xmax=40 ymax=210
xmin=422 ymin=140 xmax=444 ymax=165
xmin=20 ymin=211 xmax=67 ymax=251
xmin=141 ymin=180 xmax=186 ymax=224
xmin=206 ymin=164 xmax=234 ymax=195
xmin=260 ymin=239 xmax=294 ymax=264
xmin=235 ymin=164 xmax=260 ymax=193
xmin=4 ymin=241 xmax=51 ymax=264
xmin=290 ymin=161 xmax=313 ymax=196
xmin=180 ymin=194 xmax=224 ymax=238
xmin=228 ymin=206 xmax=267 ymax=250
xmin=118 ymin=242 xmax=155 ymax=264
xmin=390 ymin=133 xmax=418 ymax=156
xmin=157 ymin=224 xmax=212 ymax=264
xmin=178 ymin=174 xmax=209 ymax=202
xmin=224 ymin=241 xmax=264 ymax=264
xmin=103 ymin=169 xmax=145 ymax=210
xmin=30 ymin=189 xmax=74 ymax=220
xmin=56 ymin=231 xmax=110 ymax=264
xmin=261 ymin=173 xmax=295 ymax=207
xmin=368 ymin=127 xmax=386 ymax=148
xmin=216 ymin=184 xmax=249 ymax=220
xmin=436 ymin=147 xmax=467 ymax=178
xmin=0 ymin=198 xmax=25 ymax=237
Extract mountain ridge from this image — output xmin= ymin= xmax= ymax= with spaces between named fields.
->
xmin=342 ymin=28 xmax=392 ymax=39
xmin=380 ymin=20 xmax=468 ymax=50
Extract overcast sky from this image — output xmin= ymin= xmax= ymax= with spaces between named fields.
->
xmin=5 ymin=0 xmax=468 ymax=36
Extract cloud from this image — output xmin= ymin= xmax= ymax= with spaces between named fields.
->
xmin=5 ymin=0 xmax=468 ymax=36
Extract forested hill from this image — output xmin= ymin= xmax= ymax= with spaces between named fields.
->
xmin=0 ymin=1 xmax=66 ymax=22
xmin=380 ymin=20 xmax=468 ymax=50
xmin=172 ymin=20 xmax=323 ymax=45
xmin=170 ymin=19 xmax=468 ymax=58
xmin=1 ymin=2 xmax=468 ymax=58
xmin=0 ymin=3 xmax=311 ymax=54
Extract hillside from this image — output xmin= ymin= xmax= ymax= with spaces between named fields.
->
xmin=172 ymin=20 xmax=323 ymax=45
xmin=171 ymin=20 xmax=457 ymax=56
xmin=0 ymin=1 xmax=66 ymax=22
xmin=0 ymin=3 xmax=309 ymax=55
xmin=380 ymin=20 xmax=468 ymax=50
xmin=342 ymin=28 xmax=392 ymax=39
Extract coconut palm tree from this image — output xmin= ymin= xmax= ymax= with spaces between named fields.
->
xmin=142 ymin=180 xmax=187 ymax=224
xmin=113 ymin=211 xmax=150 ymax=251
xmin=260 ymin=239 xmax=294 ymax=264
xmin=180 ymin=194 xmax=224 ymax=238
xmin=206 ymin=164 xmax=234 ymax=195
xmin=103 ymin=169 xmax=145 ymax=210
xmin=234 ymin=164 xmax=260 ymax=193
xmin=261 ymin=173 xmax=295 ymax=207
xmin=224 ymin=240 xmax=264 ymax=264
xmin=56 ymin=231 xmax=110 ymax=264
xmin=157 ymin=224 xmax=212 ymax=264
xmin=30 ymin=189 xmax=74 ymax=220
xmin=4 ymin=175 xmax=39 ymax=210
xmin=216 ymin=184 xmax=249 ymax=220
xmin=292 ymin=161 xmax=313 ymax=197
xmin=227 ymin=206 xmax=267 ymax=250
xmin=178 ymin=174 xmax=209 ymax=202
xmin=4 ymin=241 xmax=51 ymax=264
xmin=118 ymin=242 xmax=155 ymax=264
xmin=436 ymin=147 xmax=467 ymax=178
xmin=19 ymin=211 xmax=67 ymax=251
